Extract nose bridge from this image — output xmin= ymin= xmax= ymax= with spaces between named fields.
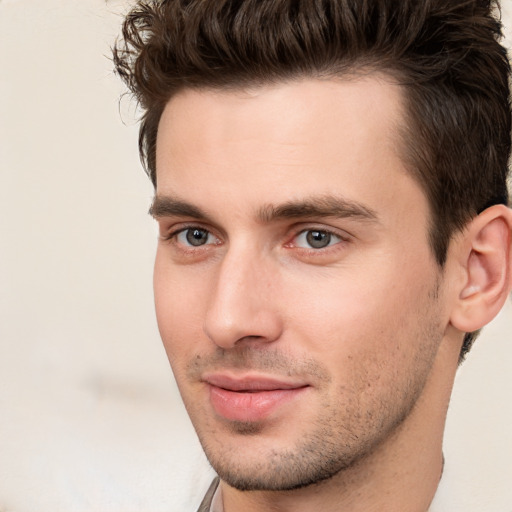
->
xmin=203 ymin=239 xmax=282 ymax=348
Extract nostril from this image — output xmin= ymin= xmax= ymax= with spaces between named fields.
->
xmin=203 ymin=255 xmax=283 ymax=348
xmin=203 ymin=310 xmax=283 ymax=349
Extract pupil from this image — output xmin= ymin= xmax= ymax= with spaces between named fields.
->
xmin=306 ymin=230 xmax=330 ymax=248
xmin=186 ymin=228 xmax=208 ymax=246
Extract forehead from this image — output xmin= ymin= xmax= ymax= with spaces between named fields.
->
xmin=157 ymin=76 xmax=405 ymax=163
xmin=154 ymin=77 xmax=427 ymax=231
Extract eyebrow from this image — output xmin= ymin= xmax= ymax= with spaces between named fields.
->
xmin=149 ymin=196 xmax=209 ymax=220
xmin=149 ymin=194 xmax=379 ymax=224
xmin=256 ymin=196 xmax=379 ymax=224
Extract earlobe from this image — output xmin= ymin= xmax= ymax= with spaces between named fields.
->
xmin=450 ymin=205 xmax=512 ymax=333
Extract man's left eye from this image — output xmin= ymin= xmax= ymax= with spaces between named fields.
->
xmin=294 ymin=230 xmax=343 ymax=249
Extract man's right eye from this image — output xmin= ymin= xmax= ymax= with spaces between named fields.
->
xmin=175 ymin=227 xmax=216 ymax=247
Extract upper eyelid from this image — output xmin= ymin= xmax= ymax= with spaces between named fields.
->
xmin=159 ymin=221 xmax=352 ymax=243
xmin=297 ymin=226 xmax=346 ymax=236
xmin=159 ymin=220 xmax=216 ymax=235
xmin=167 ymin=225 xmax=205 ymax=236
xmin=295 ymin=228 xmax=344 ymax=239
xmin=290 ymin=224 xmax=353 ymax=241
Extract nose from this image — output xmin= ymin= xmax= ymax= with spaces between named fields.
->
xmin=203 ymin=246 xmax=283 ymax=349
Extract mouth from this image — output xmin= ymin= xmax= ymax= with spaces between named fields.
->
xmin=203 ymin=373 xmax=310 ymax=422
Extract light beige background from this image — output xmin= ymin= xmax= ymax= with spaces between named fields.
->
xmin=0 ymin=1 xmax=510 ymax=511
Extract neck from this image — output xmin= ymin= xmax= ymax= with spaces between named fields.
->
xmin=220 ymin=338 xmax=459 ymax=512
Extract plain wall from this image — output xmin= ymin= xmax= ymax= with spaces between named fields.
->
xmin=0 ymin=1 xmax=510 ymax=511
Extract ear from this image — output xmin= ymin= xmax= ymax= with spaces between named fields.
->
xmin=450 ymin=204 xmax=512 ymax=333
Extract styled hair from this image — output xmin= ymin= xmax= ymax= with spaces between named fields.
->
xmin=114 ymin=0 xmax=511 ymax=360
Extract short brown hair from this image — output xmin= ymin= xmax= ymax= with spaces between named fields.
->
xmin=114 ymin=0 xmax=511 ymax=360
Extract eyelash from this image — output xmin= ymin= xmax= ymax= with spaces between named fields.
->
xmin=162 ymin=224 xmax=349 ymax=253
xmin=290 ymin=228 xmax=347 ymax=251
xmin=162 ymin=225 xmax=219 ymax=245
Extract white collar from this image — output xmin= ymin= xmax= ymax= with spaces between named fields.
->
xmin=209 ymin=481 xmax=223 ymax=512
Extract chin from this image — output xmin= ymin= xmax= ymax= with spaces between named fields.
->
xmin=201 ymin=432 xmax=367 ymax=492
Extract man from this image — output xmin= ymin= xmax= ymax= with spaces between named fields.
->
xmin=114 ymin=1 xmax=512 ymax=510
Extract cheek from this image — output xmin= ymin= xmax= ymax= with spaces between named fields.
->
xmin=153 ymin=254 xmax=209 ymax=362
xmin=283 ymin=260 xmax=438 ymax=369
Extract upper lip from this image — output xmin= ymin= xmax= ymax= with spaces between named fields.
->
xmin=203 ymin=373 xmax=309 ymax=392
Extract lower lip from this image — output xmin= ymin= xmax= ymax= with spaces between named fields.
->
xmin=208 ymin=385 xmax=307 ymax=422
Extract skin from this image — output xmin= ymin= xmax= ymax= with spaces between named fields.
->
xmin=152 ymin=77 xmax=470 ymax=511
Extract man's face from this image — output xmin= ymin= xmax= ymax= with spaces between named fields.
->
xmin=152 ymin=77 xmax=450 ymax=491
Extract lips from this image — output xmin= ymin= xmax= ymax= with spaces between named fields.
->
xmin=203 ymin=373 xmax=309 ymax=422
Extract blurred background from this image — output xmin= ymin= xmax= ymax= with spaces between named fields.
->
xmin=0 ymin=1 xmax=510 ymax=511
